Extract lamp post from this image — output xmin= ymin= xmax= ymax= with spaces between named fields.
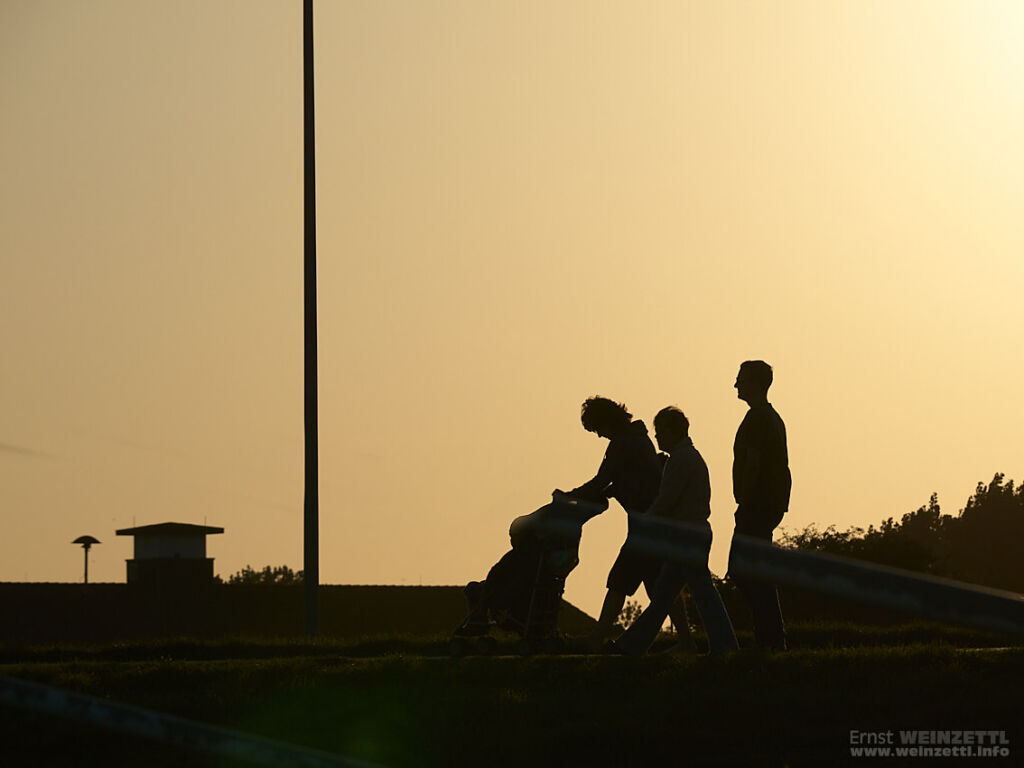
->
xmin=72 ymin=535 xmax=100 ymax=584
xmin=303 ymin=0 xmax=320 ymax=636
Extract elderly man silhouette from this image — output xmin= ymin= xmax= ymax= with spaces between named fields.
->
xmin=612 ymin=406 xmax=739 ymax=656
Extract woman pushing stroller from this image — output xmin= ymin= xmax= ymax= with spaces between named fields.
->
xmin=561 ymin=397 xmax=695 ymax=653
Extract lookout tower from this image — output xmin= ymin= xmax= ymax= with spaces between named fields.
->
xmin=116 ymin=522 xmax=224 ymax=588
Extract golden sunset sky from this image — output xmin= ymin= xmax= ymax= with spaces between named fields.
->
xmin=2 ymin=1 xmax=1023 ymax=616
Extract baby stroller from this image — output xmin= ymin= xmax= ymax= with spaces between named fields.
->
xmin=450 ymin=492 xmax=607 ymax=656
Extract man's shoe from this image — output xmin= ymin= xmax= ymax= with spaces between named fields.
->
xmin=453 ymin=619 xmax=491 ymax=637
xmin=568 ymin=634 xmax=608 ymax=654
xmin=608 ymin=639 xmax=640 ymax=656
xmin=657 ymin=640 xmax=699 ymax=655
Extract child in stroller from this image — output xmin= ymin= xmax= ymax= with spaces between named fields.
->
xmin=451 ymin=491 xmax=607 ymax=655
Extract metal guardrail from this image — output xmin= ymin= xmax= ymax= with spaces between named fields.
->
xmin=727 ymin=534 xmax=1024 ymax=636
xmin=606 ymin=515 xmax=1024 ymax=636
xmin=0 ymin=675 xmax=381 ymax=768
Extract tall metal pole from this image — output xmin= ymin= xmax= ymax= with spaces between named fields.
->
xmin=303 ymin=0 xmax=320 ymax=635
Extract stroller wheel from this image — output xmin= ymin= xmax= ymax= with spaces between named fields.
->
xmin=543 ymin=635 xmax=566 ymax=655
xmin=449 ymin=636 xmax=470 ymax=658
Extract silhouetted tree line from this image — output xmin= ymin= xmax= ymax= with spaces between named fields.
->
xmin=216 ymin=564 xmax=304 ymax=585
xmin=779 ymin=473 xmax=1024 ymax=593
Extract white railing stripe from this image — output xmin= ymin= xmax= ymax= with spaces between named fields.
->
xmin=0 ymin=675 xmax=381 ymax=768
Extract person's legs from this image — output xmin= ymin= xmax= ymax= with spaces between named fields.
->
xmin=578 ymin=542 xmax=646 ymax=649
xmin=612 ymin=563 xmax=686 ymax=655
xmin=642 ymin=569 xmax=697 ymax=652
xmin=586 ymin=588 xmax=627 ymax=642
xmin=730 ymin=509 xmax=787 ymax=650
xmin=747 ymin=581 xmax=785 ymax=649
xmin=463 ymin=581 xmax=488 ymax=622
xmin=685 ymin=567 xmax=739 ymax=653
xmin=666 ymin=595 xmax=698 ymax=651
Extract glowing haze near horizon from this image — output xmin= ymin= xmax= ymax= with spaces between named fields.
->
xmin=2 ymin=1 xmax=1023 ymax=617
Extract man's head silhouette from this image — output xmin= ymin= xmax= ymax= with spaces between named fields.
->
xmin=580 ymin=396 xmax=632 ymax=439
xmin=735 ymin=360 xmax=773 ymax=404
xmin=653 ymin=406 xmax=689 ymax=452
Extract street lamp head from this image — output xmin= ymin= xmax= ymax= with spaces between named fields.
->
xmin=73 ymin=535 xmax=100 ymax=584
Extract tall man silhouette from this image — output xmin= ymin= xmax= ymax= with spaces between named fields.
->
xmin=729 ymin=360 xmax=791 ymax=650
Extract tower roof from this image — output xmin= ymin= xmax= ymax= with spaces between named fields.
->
xmin=116 ymin=522 xmax=224 ymax=538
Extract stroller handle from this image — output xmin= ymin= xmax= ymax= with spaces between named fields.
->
xmin=550 ymin=491 xmax=608 ymax=514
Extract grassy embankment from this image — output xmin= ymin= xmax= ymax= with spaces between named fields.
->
xmin=2 ymin=623 xmax=1021 ymax=767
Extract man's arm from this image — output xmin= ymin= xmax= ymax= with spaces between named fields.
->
xmin=734 ymin=445 xmax=761 ymax=506
xmin=646 ymin=453 xmax=689 ymax=520
xmin=734 ymin=411 xmax=768 ymax=505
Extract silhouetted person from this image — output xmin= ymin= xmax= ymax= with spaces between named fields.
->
xmin=562 ymin=396 xmax=693 ymax=652
xmin=728 ymin=360 xmax=792 ymax=650
xmin=612 ymin=407 xmax=739 ymax=655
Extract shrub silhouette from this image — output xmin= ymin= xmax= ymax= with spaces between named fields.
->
xmin=780 ymin=474 xmax=1024 ymax=593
